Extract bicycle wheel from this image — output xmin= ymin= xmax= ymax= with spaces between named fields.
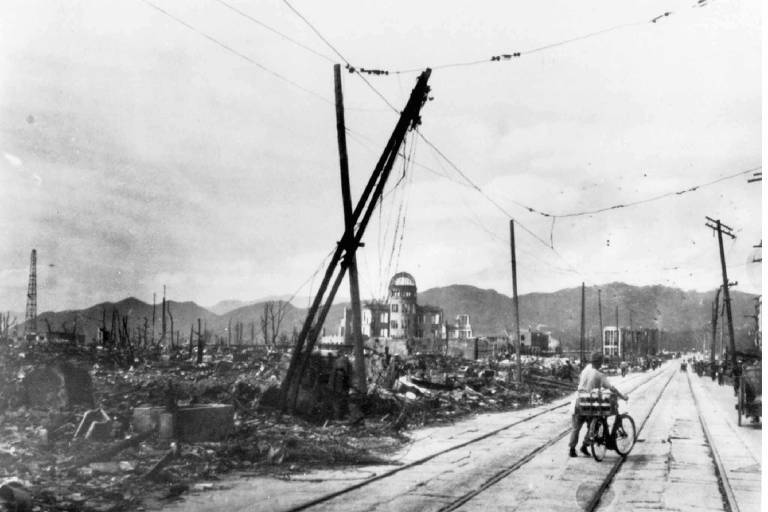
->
xmin=589 ymin=418 xmax=607 ymax=462
xmin=613 ymin=414 xmax=636 ymax=456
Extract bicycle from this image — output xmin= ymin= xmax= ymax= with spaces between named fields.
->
xmin=578 ymin=389 xmax=636 ymax=462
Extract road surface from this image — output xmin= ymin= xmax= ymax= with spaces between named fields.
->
xmin=165 ymin=362 xmax=761 ymax=511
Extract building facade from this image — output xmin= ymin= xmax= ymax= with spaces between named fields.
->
xmin=339 ymin=272 xmax=450 ymax=342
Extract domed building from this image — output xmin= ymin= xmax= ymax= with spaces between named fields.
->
xmin=387 ymin=272 xmax=418 ymax=338
xmin=338 ymin=271 xmax=446 ymax=341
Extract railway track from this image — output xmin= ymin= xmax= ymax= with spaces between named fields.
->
xmin=585 ymin=372 xmax=759 ymax=512
xmin=286 ymin=366 xmax=672 ymax=512
xmin=686 ymin=371 xmax=741 ymax=512
xmin=442 ymin=366 xmax=677 ymax=512
xmin=579 ymin=368 xmax=677 ymax=511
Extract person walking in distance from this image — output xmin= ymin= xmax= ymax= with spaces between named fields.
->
xmin=569 ymin=352 xmax=629 ymax=457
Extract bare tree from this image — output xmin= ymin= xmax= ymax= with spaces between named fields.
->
xmin=1 ymin=312 xmax=17 ymax=342
xmin=259 ymin=301 xmax=287 ymax=346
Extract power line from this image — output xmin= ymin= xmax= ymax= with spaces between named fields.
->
xmin=280 ymin=0 xmax=400 ymax=112
xmin=211 ymin=0 xmax=337 ymax=63
xmin=340 ymin=9 xmax=683 ymax=76
xmin=139 ymin=0 xmax=333 ymax=105
xmin=539 ymin=166 xmax=761 ymax=218
xmin=416 ymin=129 xmax=581 ymax=274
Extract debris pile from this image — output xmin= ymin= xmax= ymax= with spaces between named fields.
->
xmin=0 ymin=340 xmax=575 ymax=510
xmin=362 ymin=353 xmax=576 ymax=430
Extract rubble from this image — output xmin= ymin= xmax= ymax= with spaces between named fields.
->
xmin=0 ymin=339 xmax=576 ymax=510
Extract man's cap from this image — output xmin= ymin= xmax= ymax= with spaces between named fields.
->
xmin=590 ymin=352 xmax=603 ymax=365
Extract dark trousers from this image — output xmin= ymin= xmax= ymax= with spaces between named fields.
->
xmin=569 ymin=414 xmax=589 ymax=448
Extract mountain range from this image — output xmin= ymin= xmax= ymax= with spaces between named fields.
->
xmin=25 ymin=283 xmax=759 ymax=348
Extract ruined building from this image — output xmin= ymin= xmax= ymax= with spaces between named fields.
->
xmin=337 ymin=272 xmax=469 ymax=342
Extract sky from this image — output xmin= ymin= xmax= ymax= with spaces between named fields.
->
xmin=0 ymin=0 xmax=762 ymax=313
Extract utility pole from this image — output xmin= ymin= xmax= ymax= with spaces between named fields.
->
xmin=161 ymin=285 xmax=167 ymax=346
xmin=615 ymin=305 xmax=619 ymax=359
xmin=597 ymin=289 xmax=603 ymax=354
xmin=705 ymin=217 xmax=737 ymax=369
xmin=579 ymin=282 xmax=585 ymax=368
xmin=281 ymin=69 xmax=432 ymax=411
xmin=152 ymin=293 xmax=156 ymax=344
xmin=509 ymin=220 xmax=522 ymax=384
xmin=711 ymin=286 xmax=721 ymax=364
xmin=334 ymin=63 xmax=366 ymax=393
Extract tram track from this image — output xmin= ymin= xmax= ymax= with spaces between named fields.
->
xmin=686 ymin=371 xmax=740 ymax=512
xmin=581 ymin=368 xmax=677 ymax=512
xmin=437 ymin=366 xmax=677 ymax=512
xmin=285 ymin=367 xmax=670 ymax=512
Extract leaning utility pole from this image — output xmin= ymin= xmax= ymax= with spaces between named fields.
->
xmin=509 ymin=220 xmax=522 ymax=384
xmin=334 ymin=64 xmax=366 ymax=393
xmin=579 ymin=282 xmax=585 ymax=368
xmin=280 ymin=69 xmax=432 ymax=411
xmin=711 ymin=287 xmax=722 ymax=364
xmin=705 ymin=217 xmax=737 ymax=369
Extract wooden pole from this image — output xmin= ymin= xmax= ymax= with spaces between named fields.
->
xmin=580 ymin=282 xmax=585 ymax=368
xmin=597 ymin=289 xmax=603 ymax=354
xmin=509 ymin=220 xmax=522 ymax=384
xmin=334 ymin=63 xmax=366 ymax=393
xmin=629 ymin=309 xmax=634 ymax=360
xmin=161 ymin=286 xmax=166 ymax=346
xmin=717 ymin=222 xmax=737 ymax=368
xmin=615 ymin=304 xmax=619 ymax=359
xmin=152 ymin=293 xmax=156 ymax=344
xmin=282 ymin=69 xmax=432 ymax=410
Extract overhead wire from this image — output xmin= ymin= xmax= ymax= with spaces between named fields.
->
xmin=280 ymin=0 xmax=400 ymax=112
xmin=391 ymin=135 xmax=419 ymax=282
xmin=211 ymin=0 xmax=336 ymax=63
xmin=537 ymin=166 xmax=762 ymax=218
xmin=416 ymin=130 xmax=582 ymax=274
xmin=139 ymin=0 xmax=333 ymax=105
xmin=280 ymin=0 xmax=753 ymax=286
xmin=278 ymin=0 xmax=585 ymax=276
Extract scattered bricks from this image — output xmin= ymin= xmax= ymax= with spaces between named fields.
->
xmin=131 ymin=406 xmax=167 ymax=434
xmin=175 ymin=404 xmax=233 ymax=442
xmin=23 ymin=362 xmax=93 ymax=409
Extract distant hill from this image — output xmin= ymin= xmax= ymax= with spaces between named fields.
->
xmin=207 ymin=299 xmax=258 ymax=316
xmin=37 ymin=297 xmax=218 ymax=343
xmin=27 ymin=283 xmax=759 ymax=351
xmin=419 ymin=283 xmax=759 ymax=349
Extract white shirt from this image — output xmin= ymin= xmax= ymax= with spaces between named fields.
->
xmin=571 ymin=364 xmax=621 ymax=414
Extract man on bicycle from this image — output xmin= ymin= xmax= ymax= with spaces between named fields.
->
xmin=569 ymin=352 xmax=629 ymax=457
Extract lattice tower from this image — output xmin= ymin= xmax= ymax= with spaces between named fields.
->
xmin=24 ymin=249 xmax=37 ymax=334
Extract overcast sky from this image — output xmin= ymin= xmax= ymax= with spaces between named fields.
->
xmin=0 ymin=0 xmax=762 ymax=313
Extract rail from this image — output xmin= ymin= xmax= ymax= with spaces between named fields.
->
xmin=285 ymin=367 xmax=670 ymax=512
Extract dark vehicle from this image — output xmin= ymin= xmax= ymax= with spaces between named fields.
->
xmin=680 ymin=360 xmax=687 ymax=372
xmin=737 ymin=363 xmax=762 ymax=426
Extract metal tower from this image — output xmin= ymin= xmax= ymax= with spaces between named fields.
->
xmin=24 ymin=249 xmax=37 ymax=334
